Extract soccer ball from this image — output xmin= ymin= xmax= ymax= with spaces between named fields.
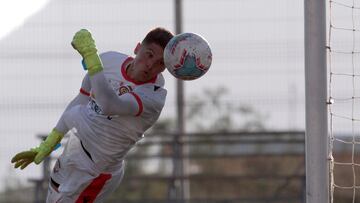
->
xmin=164 ymin=33 xmax=212 ymax=80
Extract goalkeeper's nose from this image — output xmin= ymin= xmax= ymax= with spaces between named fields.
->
xmin=146 ymin=60 xmax=157 ymax=70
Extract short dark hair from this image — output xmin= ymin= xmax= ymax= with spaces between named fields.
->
xmin=142 ymin=27 xmax=174 ymax=49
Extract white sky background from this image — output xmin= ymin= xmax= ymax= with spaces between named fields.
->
xmin=0 ymin=0 xmax=48 ymax=39
xmin=0 ymin=0 xmax=50 ymax=191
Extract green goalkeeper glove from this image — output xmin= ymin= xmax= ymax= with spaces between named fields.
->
xmin=11 ymin=129 xmax=64 ymax=170
xmin=71 ymin=29 xmax=103 ymax=76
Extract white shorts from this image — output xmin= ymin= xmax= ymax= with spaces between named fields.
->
xmin=46 ymin=135 xmax=124 ymax=203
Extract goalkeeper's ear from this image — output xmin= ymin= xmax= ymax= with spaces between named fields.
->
xmin=134 ymin=43 xmax=141 ymax=55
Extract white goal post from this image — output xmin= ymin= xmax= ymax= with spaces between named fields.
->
xmin=304 ymin=0 xmax=330 ymax=203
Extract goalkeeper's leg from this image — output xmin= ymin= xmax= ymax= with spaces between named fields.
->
xmin=89 ymin=170 xmax=124 ymax=202
xmin=47 ymin=170 xmax=124 ymax=203
xmin=46 ymin=135 xmax=125 ymax=203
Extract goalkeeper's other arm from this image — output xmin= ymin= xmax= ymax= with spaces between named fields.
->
xmin=10 ymin=73 xmax=91 ymax=170
xmin=11 ymin=129 xmax=64 ymax=170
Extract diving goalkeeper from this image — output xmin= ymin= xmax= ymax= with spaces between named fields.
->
xmin=11 ymin=27 xmax=173 ymax=202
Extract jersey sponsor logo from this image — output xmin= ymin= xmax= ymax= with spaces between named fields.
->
xmin=88 ymin=99 xmax=118 ymax=119
xmin=89 ymin=99 xmax=103 ymax=115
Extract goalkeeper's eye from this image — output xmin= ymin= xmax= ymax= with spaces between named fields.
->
xmin=146 ymin=51 xmax=154 ymax=59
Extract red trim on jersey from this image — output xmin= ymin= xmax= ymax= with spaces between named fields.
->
xmin=75 ymin=173 xmax=112 ymax=203
xmin=121 ymin=57 xmax=158 ymax=85
xmin=129 ymin=92 xmax=143 ymax=116
xmin=80 ymin=88 xmax=90 ymax=97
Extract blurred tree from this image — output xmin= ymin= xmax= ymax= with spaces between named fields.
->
xmin=186 ymin=86 xmax=266 ymax=132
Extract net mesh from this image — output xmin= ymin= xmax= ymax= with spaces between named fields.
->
xmin=328 ymin=0 xmax=360 ymax=202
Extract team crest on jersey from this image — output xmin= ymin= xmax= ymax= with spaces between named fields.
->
xmin=118 ymin=85 xmax=132 ymax=95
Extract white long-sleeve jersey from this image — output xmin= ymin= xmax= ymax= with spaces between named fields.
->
xmin=63 ymin=51 xmax=167 ymax=172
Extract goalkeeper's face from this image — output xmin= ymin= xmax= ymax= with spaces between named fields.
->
xmin=130 ymin=42 xmax=165 ymax=82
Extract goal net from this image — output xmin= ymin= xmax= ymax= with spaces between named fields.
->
xmin=328 ymin=0 xmax=360 ymax=202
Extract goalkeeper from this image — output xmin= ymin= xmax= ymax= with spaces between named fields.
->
xmin=11 ymin=27 xmax=173 ymax=202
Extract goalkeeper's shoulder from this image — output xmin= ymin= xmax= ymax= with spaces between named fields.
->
xmin=99 ymin=51 xmax=131 ymax=68
xmin=99 ymin=51 xmax=128 ymax=60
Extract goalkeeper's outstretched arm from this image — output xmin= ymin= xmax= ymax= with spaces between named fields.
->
xmin=11 ymin=74 xmax=91 ymax=170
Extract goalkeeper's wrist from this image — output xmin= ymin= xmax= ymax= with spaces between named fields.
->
xmin=84 ymin=53 xmax=103 ymax=76
xmin=38 ymin=128 xmax=64 ymax=152
xmin=31 ymin=128 xmax=64 ymax=164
